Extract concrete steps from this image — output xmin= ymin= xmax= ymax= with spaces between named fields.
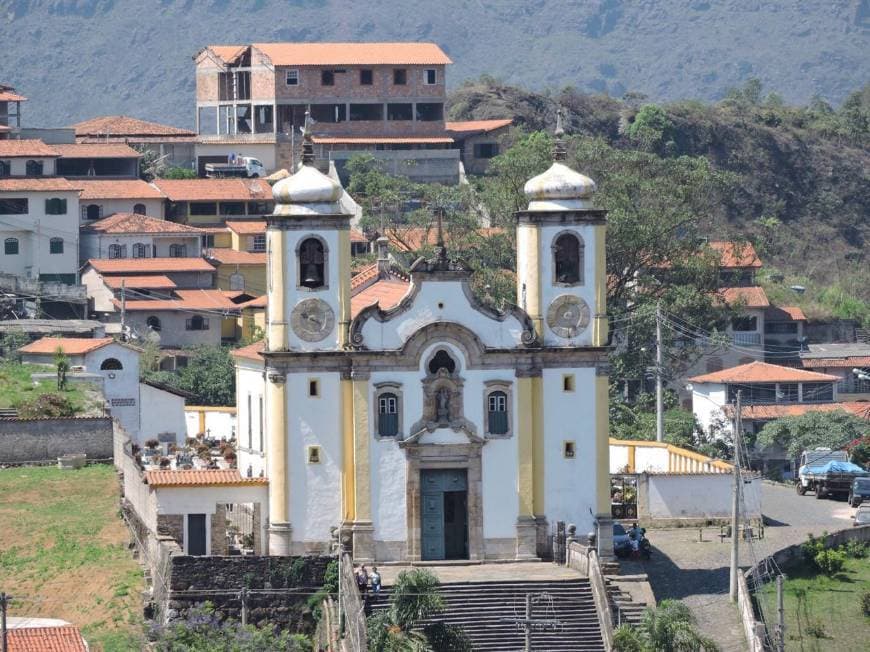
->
xmin=368 ymin=578 xmax=605 ymax=651
xmin=606 ymin=582 xmax=647 ymax=628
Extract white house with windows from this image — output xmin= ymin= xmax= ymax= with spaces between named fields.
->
xmin=80 ymin=212 xmax=205 ymax=263
xmin=77 ymin=179 xmax=165 ymax=222
xmin=0 ymin=177 xmax=80 ymax=284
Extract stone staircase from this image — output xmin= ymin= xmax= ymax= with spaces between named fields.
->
xmin=606 ymin=582 xmax=647 ymax=628
xmin=367 ymin=578 xmax=605 ymax=651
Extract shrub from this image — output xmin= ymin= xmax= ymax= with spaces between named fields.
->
xmin=843 ymin=540 xmax=867 ymax=559
xmin=814 ymin=548 xmax=846 ymax=576
xmin=805 ymin=620 xmax=828 ymax=639
xmin=801 ymin=533 xmax=826 ymax=562
xmin=861 ymin=591 xmax=870 ymax=617
xmin=15 ymin=392 xmax=75 ymax=419
xmin=145 ymin=438 xmax=160 ymax=449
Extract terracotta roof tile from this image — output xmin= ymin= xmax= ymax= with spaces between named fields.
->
xmin=77 ymin=179 xmax=164 ymax=200
xmin=351 ymin=279 xmax=409 ymax=318
xmin=765 ymin=305 xmax=806 ymax=321
xmin=118 ymin=289 xmax=245 ymax=312
xmin=20 ymin=336 xmax=115 ymax=355
xmin=729 ymin=402 xmax=870 ymax=421
xmin=709 ymin=241 xmax=762 ymax=268
xmin=351 ymin=263 xmax=379 ymax=290
xmin=0 ymin=139 xmax=59 ymax=157
xmin=719 ymin=286 xmax=769 ymax=308
xmin=7 ymin=625 xmax=88 ymax=652
xmin=0 ymin=178 xmax=80 ymax=192
xmin=208 ymin=45 xmax=247 ymax=63
xmin=0 ymin=91 xmax=27 ymax=102
xmin=153 ymin=178 xmax=272 ymax=202
xmin=87 ymin=257 xmax=214 ymax=274
xmin=206 ymin=248 xmax=266 ymax=265
xmin=82 ymin=213 xmax=204 ymax=235
xmin=250 ymin=42 xmax=452 ymax=66
xmin=350 ymin=228 xmax=367 ymax=243
xmin=802 ymin=356 xmax=870 ymax=369
xmin=225 ymin=220 xmax=266 ymax=235
xmin=103 ymin=275 xmax=177 ymax=290
xmin=690 ymin=360 xmax=839 ymax=384
xmin=311 ymin=136 xmax=453 ymax=145
xmin=445 ymin=118 xmax=513 ymax=134
xmin=71 ymin=115 xmax=195 ymax=138
xmin=52 ymin=143 xmax=141 ymax=158
xmin=232 ymin=339 xmax=266 ymax=361
xmin=144 ymin=469 xmax=268 ymax=487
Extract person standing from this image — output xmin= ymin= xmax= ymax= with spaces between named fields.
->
xmin=356 ymin=564 xmax=369 ymax=595
xmin=370 ymin=567 xmax=382 ymax=594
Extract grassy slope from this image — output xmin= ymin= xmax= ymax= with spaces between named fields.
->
xmin=757 ymin=555 xmax=870 ymax=651
xmin=0 ymin=361 xmax=103 ymax=413
xmin=0 ymin=465 xmax=144 ymax=651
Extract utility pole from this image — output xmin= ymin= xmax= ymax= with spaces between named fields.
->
xmin=655 ymin=302 xmax=664 ymax=442
xmin=729 ymin=389 xmax=743 ymax=603
xmin=524 ymin=594 xmax=532 ymax=652
xmin=775 ymin=574 xmax=785 ymax=652
xmin=1 ymin=591 xmax=11 ymax=652
xmin=120 ymin=279 xmax=127 ymax=339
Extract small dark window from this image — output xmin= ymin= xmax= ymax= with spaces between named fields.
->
xmin=778 ymin=383 xmax=799 ymax=402
xmin=186 ymin=315 xmax=209 ymax=331
xmin=416 ymin=103 xmax=443 ymax=121
xmin=0 ymin=161 xmax=9 ymax=177
xmin=100 ymin=358 xmax=123 ymax=370
xmin=321 ymin=70 xmax=335 ymax=86
xmin=26 ymin=160 xmax=44 ymax=176
xmin=731 ymin=317 xmax=758 ymax=332
xmin=189 ymin=202 xmax=217 ymax=216
xmin=310 ymin=103 xmax=346 ymax=123
xmin=299 ymin=238 xmax=325 ymax=289
xmin=349 ymin=104 xmax=384 ymax=121
xmin=169 ymin=244 xmax=187 ymax=257
xmin=108 ymin=244 xmax=126 ymax=259
xmin=4 ymin=238 xmax=19 ymax=255
xmin=393 ymin=69 xmax=407 ymax=85
xmin=146 ymin=316 xmax=161 ymax=332
xmin=0 ymin=199 xmax=28 ymax=215
xmin=378 ymin=393 xmax=399 ymax=436
xmin=428 ymin=349 xmax=456 ymax=375
xmin=563 ymin=375 xmax=575 ymax=392
xmin=473 ymin=143 xmax=499 ymax=159
xmin=132 ymin=243 xmax=149 ymax=258
xmin=285 ymin=69 xmax=299 ymax=86
xmin=360 ymin=69 xmax=373 ymax=85
xmin=802 ymin=382 xmax=833 ymax=402
xmin=387 ymin=103 xmax=413 ymax=121
xmin=309 ymin=380 xmax=319 ymax=397
xmin=49 ymin=238 xmax=63 ymax=254
xmin=45 ymin=198 xmax=67 ymax=215
xmin=554 ymin=233 xmax=583 ymax=284
xmin=219 ymin=201 xmax=246 ymax=215
xmin=424 ymin=69 xmax=437 ymax=85
xmin=85 ymin=204 xmax=102 ymax=220
xmin=133 ymin=203 xmax=146 ymax=214
xmin=251 ymin=234 xmax=266 ymax=251
xmin=487 ymin=391 xmax=508 ymax=435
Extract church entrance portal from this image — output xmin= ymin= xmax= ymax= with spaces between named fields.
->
xmin=421 ymin=469 xmax=468 ymax=560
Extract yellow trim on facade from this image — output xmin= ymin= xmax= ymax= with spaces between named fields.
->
xmin=185 ymin=405 xmax=238 ymax=413
xmin=337 ymin=229 xmax=351 ymax=348
xmin=266 ymin=377 xmax=288 ymax=525
xmin=516 ymin=377 xmax=535 ymax=517
xmin=595 ymin=375 xmax=611 ymax=514
xmin=266 ymin=229 xmax=286 ymax=350
xmin=608 ymin=437 xmax=734 ymax=472
xmin=352 ymin=376 xmax=371 ymax=520
xmin=517 ymin=224 xmax=543 ymax=335
xmin=593 ymin=223 xmax=608 ymax=347
xmin=627 ymin=444 xmax=636 ymax=474
xmin=341 ymin=378 xmax=355 ymax=522
xmin=531 ymin=375 xmax=545 ymax=515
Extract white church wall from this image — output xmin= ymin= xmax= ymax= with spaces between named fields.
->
xmin=139 ymin=383 xmax=186 ymax=445
xmin=481 ymin=436 xmax=519 ymax=540
xmin=236 ymin=365 xmax=267 ymax=478
xmin=370 ymin=441 xmax=407 ymax=543
xmin=610 ymin=444 xmax=630 ymax=473
xmin=542 ymin=367 xmax=598 ymax=534
xmin=86 ymin=343 xmax=141 ymax=439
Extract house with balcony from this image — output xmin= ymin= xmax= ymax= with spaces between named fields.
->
xmin=80 ymin=212 xmax=205 ymax=263
xmin=53 ymin=143 xmax=141 ymax=178
xmin=446 ymin=118 xmax=513 ymax=175
xmin=152 ymin=178 xmax=273 ymax=226
xmin=801 ymin=342 xmax=870 ymax=401
xmin=70 ymin=115 xmax=196 ymax=169
xmin=193 ymin=42 xmax=459 ymax=183
xmin=77 ymin=179 xmax=166 ymax=222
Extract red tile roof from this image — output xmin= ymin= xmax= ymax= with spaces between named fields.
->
xmin=690 ymin=361 xmax=839 ymax=384
xmin=103 ymin=275 xmax=177 ymax=290
xmin=240 ymin=294 xmax=267 ymax=308
xmin=802 ymin=356 xmax=870 ymax=369
xmin=118 ymin=289 xmax=246 ymax=312
xmin=82 ymin=213 xmax=204 ymax=235
xmin=52 ymin=143 xmax=141 ymax=158
xmin=71 ymin=115 xmax=195 ymax=138
xmin=730 ymin=402 xmax=870 ymax=421
xmin=7 ymin=625 xmax=88 ymax=652
xmin=208 ymin=45 xmax=247 ymax=63
xmin=144 ymin=469 xmax=268 ymax=487
xmin=312 ymin=136 xmax=453 ymax=145
xmin=351 ymin=263 xmax=380 ymax=290
xmin=206 ymin=248 xmax=266 ymax=265
xmin=232 ymin=339 xmax=266 ymax=361
xmin=0 ymin=178 xmax=80 ymax=192
xmin=153 ymin=178 xmax=272 ymax=201
xmin=20 ymin=336 xmax=115 ymax=355
xmin=87 ymin=257 xmax=215 ymax=274
xmin=765 ymin=305 xmax=806 ymax=321
xmin=250 ymin=42 xmax=452 ymax=66
xmin=445 ymin=118 xmax=513 ymax=134
xmin=351 ymin=279 xmax=409 ymax=318
xmin=709 ymin=241 xmax=762 ymax=268
xmin=719 ymin=286 xmax=770 ymax=309
xmin=0 ymin=139 xmax=60 ymax=157
xmin=225 ymin=220 xmax=266 ymax=235
xmin=350 ymin=228 xmax=368 ymax=243
xmin=0 ymin=90 xmax=27 ymax=102
xmin=77 ymin=179 xmax=164 ymax=200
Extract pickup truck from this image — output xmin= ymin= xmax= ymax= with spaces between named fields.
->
xmin=796 ymin=447 xmax=870 ymax=499
xmin=204 ymin=156 xmax=266 ymax=179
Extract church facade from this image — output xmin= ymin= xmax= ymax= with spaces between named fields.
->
xmin=235 ymin=124 xmax=612 ymax=562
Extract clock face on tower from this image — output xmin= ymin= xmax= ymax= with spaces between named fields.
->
xmin=291 ymin=298 xmax=335 ymax=342
xmin=546 ymin=294 xmax=591 ymax=339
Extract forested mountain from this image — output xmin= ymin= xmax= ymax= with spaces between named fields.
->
xmin=2 ymin=0 xmax=869 ymax=128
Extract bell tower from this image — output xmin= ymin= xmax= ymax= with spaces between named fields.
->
xmin=265 ymin=114 xmax=352 ymax=352
xmin=515 ymin=109 xmax=608 ymax=348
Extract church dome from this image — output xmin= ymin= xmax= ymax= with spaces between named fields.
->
xmin=524 ymin=162 xmax=596 ymax=211
xmin=272 ymin=165 xmax=344 ymax=216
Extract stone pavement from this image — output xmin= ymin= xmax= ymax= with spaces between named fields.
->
xmin=619 ymin=482 xmax=856 ymax=651
xmin=375 ymin=561 xmax=582 ymax=586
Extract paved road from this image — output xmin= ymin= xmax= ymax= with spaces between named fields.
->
xmin=620 ymin=482 xmax=856 ymax=651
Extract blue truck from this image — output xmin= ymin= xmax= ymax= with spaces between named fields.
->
xmin=796 ymin=447 xmax=870 ymax=499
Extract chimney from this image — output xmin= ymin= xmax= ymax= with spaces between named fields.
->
xmin=377 ymin=236 xmax=390 ymax=276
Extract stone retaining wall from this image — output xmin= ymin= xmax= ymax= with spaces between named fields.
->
xmin=0 ymin=416 xmax=113 ymax=464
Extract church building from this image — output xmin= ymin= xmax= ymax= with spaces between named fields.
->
xmin=234 ymin=117 xmax=612 ymax=562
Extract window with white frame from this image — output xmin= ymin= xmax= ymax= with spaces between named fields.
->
xmin=484 ymin=381 xmax=513 ymax=437
xmin=286 ymin=69 xmax=299 ymax=86
xmin=251 ymin=234 xmax=266 ymax=251
xmin=424 ymin=69 xmax=437 ymax=85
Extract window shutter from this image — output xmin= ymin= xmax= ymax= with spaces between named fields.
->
xmin=59 ymin=199 xmax=67 ymax=214
xmin=379 ymin=412 xmax=399 ymax=437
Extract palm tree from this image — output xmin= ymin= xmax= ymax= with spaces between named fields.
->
xmin=366 ymin=569 xmax=470 ymax=652
xmin=613 ymin=599 xmax=718 ymax=652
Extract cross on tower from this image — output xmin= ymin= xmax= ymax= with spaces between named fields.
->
xmin=300 ymin=107 xmax=315 ymax=165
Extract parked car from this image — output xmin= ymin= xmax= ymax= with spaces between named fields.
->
xmin=854 ymin=505 xmax=870 ymax=527
xmin=613 ymin=522 xmax=631 ymax=556
xmin=848 ymin=477 xmax=870 ymax=507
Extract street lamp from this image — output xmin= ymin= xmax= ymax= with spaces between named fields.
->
xmin=853 ymin=368 xmax=870 ymax=382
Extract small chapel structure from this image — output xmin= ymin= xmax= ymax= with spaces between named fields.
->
xmin=234 ymin=115 xmax=612 ymax=562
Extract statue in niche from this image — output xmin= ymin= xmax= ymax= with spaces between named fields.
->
xmin=436 ymin=388 xmax=450 ymax=422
